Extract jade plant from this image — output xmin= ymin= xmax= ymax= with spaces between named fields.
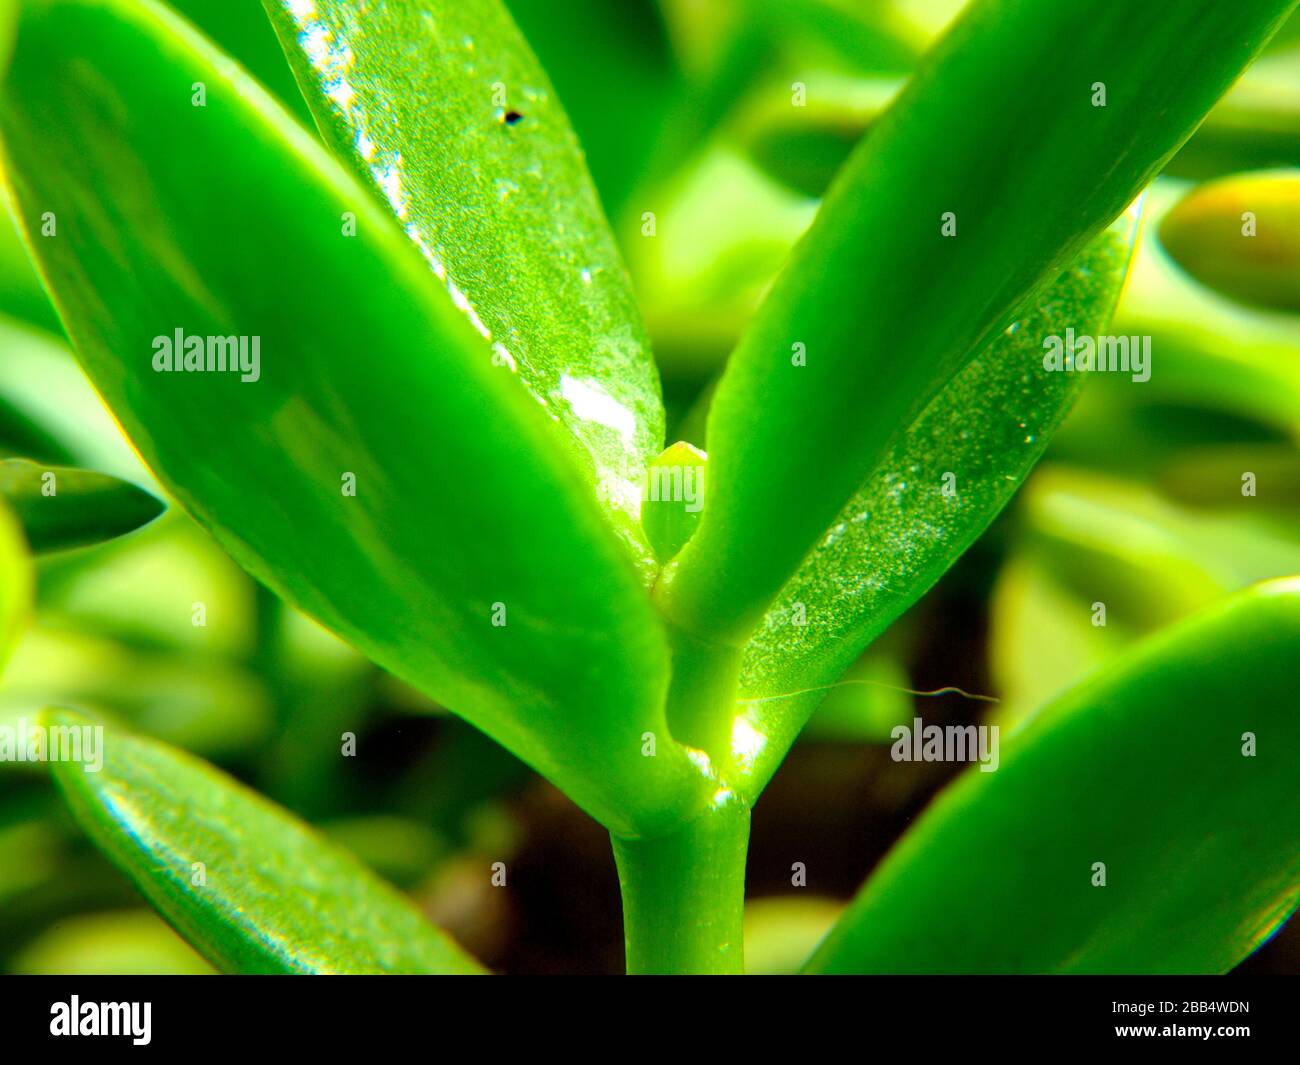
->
xmin=0 ymin=0 xmax=1298 ymax=974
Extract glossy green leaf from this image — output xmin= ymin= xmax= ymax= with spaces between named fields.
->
xmin=0 ymin=459 xmax=163 ymax=552
xmin=264 ymin=0 xmax=664 ymax=569
xmin=728 ymin=213 xmax=1137 ymax=797
xmin=658 ymin=0 xmax=1300 ymax=647
xmin=42 ymin=709 xmax=485 ymax=974
xmin=808 ymin=579 xmax=1300 ymax=973
xmin=0 ymin=0 xmax=708 ymax=836
xmin=1159 ymin=169 xmax=1300 ymax=312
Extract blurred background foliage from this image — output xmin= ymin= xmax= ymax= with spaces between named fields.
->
xmin=1 ymin=0 xmax=1298 ymax=973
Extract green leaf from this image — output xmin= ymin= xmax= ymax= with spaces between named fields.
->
xmin=806 ymin=579 xmax=1300 ymax=974
xmin=0 ymin=494 xmax=30 ymax=671
xmin=1159 ymin=169 xmax=1300 ymax=312
xmin=42 ymin=709 xmax=486 ymax=974
xmin=729 ymin=212 xmax=1137 ymax=797
xmin=0 ymin=0 xmax=708 ymax=836
xmin=263 ymin=0 xmax=664 ymax=569
xmin=657 ymin=0 xmax=1300 ymax=647
xmin=0 ymin=459 xmax=164 ymax=552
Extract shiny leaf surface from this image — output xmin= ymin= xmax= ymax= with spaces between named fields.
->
xmin=0 ymin=459 xmax=163 ymax=552
xmin=808 ymin=581 xmax=1300 ymax=974
xmin=264 ymin=0 xmax=664 ymax=568
xmin=0 ymin=0 xmax=706 ymax=835
xmin=44 ymin=710 xmax=485 ymax=974
xmin=659 ymin=0 xmax=1299 ymax=646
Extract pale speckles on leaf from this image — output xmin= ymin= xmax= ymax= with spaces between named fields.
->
xmin=731 ymin=217 xmax=1138 ymax=796
xmin=271 ymin=0 xmax=664 ymax=572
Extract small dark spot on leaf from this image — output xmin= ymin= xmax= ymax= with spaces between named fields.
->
xmin=503 ymin=110 xmax=524 ymax=126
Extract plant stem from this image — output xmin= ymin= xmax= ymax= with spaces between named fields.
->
xmin=610 ymin=795 xmax=750 ymax=974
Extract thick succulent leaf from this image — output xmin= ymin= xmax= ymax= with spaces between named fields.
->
xmin=807 ymin=580 xmax=1300 ymax=974
xmin=0 ymin=459 xmax=164 ymax=552
xmin=657 ymin=0 xmax=1300 ymax=645
xmin=42 ymin=710 xmax=485 ymax=974
xmin=0 ymin=495 xmax=30 ymax=671
xmin=1159 ymin=169 xmax=1300 ymax=312
xmin=728 ymin=213 xmax=1136 ymax=798
xmin=0 ymin=0 xmax=706 ymax=836
xmin=264 ymin=0 xmax=664 ymax=569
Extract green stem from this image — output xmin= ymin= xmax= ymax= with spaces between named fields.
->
xmin=611 ymin=795 xmax=751 ymax=975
